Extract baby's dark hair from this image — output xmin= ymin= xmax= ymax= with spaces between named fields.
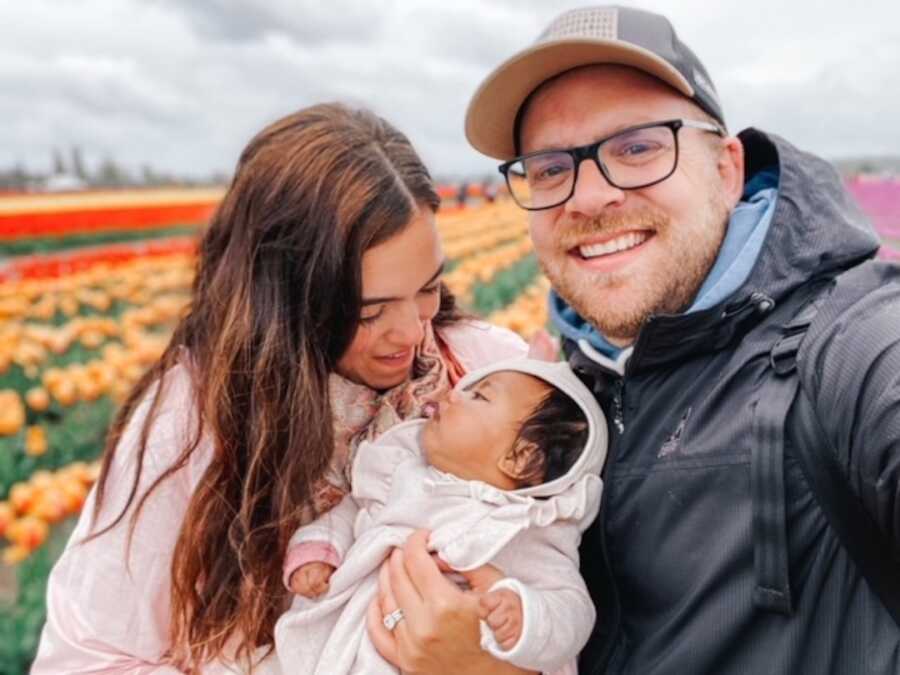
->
xmin=512 ymin=385 xmax=589 ymax=487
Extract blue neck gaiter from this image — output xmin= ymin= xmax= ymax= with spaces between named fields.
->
xmin=549 ymin=167 xmax=780 ymax=358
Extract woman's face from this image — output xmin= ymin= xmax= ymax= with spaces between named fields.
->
xmin=336 ymin=208 xmax=445 ymax=390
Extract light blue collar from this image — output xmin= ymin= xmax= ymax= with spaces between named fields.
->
xmin=550 ymin=168 xmax=779 ymax=358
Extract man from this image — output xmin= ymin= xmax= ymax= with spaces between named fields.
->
xmin=458 ymin=5 xmax=900 ymax=675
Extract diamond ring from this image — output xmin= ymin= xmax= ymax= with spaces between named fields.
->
xmin=382 ymin=608 xmax=405 ymax=631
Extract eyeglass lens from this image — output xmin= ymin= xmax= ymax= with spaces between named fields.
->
xmin=506 ymin=124 xmax=678 ymax=209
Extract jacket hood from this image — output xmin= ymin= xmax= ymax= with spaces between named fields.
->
xmin=737 ymin=128 xmax=879 ymax=302
xmin=455 ymin=357 xmax=608 ymax=498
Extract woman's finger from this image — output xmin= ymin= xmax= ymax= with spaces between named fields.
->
xmin=378 ymin=558 xmax=396 ymax=613
xmin=456 ymin=561 xmax=505 ymax=593
xmin=400 ymin=530 xmax=456 ymax=600
xmin=527 ymin=329 xmax=560 ymax=361
xmin=388 ymin=547 xmax=428 ymax=625
xmin=367 ymin=595 xmax=400 ymax=666
xmin=431 ymin=551 xmax=453 ymax=573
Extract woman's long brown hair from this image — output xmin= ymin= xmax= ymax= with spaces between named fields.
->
xmin=86 ymin=103 xmax=461 ymax=671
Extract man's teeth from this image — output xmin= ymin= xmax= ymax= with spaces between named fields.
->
xmin=579 ymin=232 xmax=649 ymax=259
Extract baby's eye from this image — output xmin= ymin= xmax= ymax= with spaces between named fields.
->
xmin=472 ymin=390 xmax=488 ymax=402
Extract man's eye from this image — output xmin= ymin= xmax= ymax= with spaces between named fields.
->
xmin=530 ymin=162 xmax=571 ymax=184
xmin=620 ymin=142 xmax=659 ymax=156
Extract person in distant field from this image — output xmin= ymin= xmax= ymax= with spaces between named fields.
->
xmin=458 ymin=180 xmax=470 ymax=208
xmin=369 ymin=5 xmax=900 ymax=675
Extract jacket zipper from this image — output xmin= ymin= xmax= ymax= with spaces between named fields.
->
xmin=592 ymin=375 xmax=625 ymax=674
xmin=611 ymin=378 xmax=626 ymax=433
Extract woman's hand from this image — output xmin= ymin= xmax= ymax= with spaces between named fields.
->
xmin=367 ymin=530 xmax=536 ymax=675
xmin=527 ymin=329 xmax=560 ymax=362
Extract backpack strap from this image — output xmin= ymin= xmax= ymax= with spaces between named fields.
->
xmin=792 ymin=382 xmax=900 ymax=625
xmin=751 ymin=296 xmax=824 ymax=614
xmin=754 ymin=272 xmax=900 ymax=625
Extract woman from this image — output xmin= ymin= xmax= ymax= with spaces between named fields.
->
xmin=31 ymin=104 xmax=529 ymax=673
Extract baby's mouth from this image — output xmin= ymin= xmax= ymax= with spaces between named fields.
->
xmin=423 ymin=401 xmax=440 ymax=421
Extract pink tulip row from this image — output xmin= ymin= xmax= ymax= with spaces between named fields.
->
xmin=846 ymin=178 xmax=900 ymax=258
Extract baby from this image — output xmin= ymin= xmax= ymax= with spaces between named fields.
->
xmin=273 ymin=358 xmax=607 ymax=675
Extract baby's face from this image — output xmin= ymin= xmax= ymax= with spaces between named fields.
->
xmin=421 ymin=371 xmax=551 ymax=489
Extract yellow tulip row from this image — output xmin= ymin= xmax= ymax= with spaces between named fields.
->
xmin=0 ymin=258 xmax=192 ymax=384
xmin=443 ymin=238 xmax=535 ymax=301
xmin=436 ymin=201 xmax=524 ymax=242
xmin=0 ymin=319 xmax=182 ymax=441
xmin=485 ymin=275 xmax=552 ymax=339
xmin=0 ymin=460 xmax=101 ymax=564
xmin=0 ymin=253 xmax=194 ymax=324
xmin=442 ymin=221 xmax=530 ymax=261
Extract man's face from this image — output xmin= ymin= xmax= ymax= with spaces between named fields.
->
xmin=519 ymin=65 xmax=743 ymax=345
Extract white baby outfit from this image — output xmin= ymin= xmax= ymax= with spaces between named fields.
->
xmin=274 ymin=358 xmax=608 ymax=674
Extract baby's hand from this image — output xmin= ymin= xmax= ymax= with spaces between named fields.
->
xmin=479 ymin=588 xmax=523 ymax=650
xmin=289 ymin=561 xmax=336 ymax=598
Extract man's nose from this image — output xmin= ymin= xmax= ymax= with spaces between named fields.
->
xmin=565 ymin=158 xmax=626 ymax=216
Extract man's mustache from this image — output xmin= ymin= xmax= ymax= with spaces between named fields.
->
xmin=556 ymin=209 xmax=670 ymax=249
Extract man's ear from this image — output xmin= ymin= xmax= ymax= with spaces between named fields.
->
xmin=497 ymin=440 xmax=543 ymax=486
xmin=718 ymin=135 xmax=745 ymax=208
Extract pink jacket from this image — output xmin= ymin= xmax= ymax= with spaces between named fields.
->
xmin=30 ymin=322 xmax=527 ymax=674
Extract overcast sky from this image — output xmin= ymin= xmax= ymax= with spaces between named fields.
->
xmin=2 ymin=0 xmax=899 ymax=180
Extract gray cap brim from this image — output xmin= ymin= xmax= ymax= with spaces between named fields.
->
xmin=465 ymin=38 xmax=694 ymax=161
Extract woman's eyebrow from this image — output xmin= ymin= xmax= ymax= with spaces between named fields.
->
xmin=361 ymin=260 xmax=445 ymax=306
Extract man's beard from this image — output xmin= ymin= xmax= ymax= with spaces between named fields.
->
xmin=542 ymin=197 xmax=730 ymax=345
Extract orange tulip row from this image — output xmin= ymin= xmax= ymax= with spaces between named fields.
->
xmin=443 ymin=238 xmax=535 ymax=302
xmin=0 ymin=460 xmax=101 ymax=563
xmin=0 ymin=252 xmax=193 ymax=323
xmin=486 ymin=275 xmax=552 ymax=339
xmin=436 ymin=201 xmax=525 ymax=244
xmin=0 ymin=257 xmax=193 ymax=392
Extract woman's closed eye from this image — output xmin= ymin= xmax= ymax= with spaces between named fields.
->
xmin=360 ymin=283 xmax=439 ymax=325
xmin=419 ymin=283 xmax=440 ymax=296
xmin=359 ymin=307 xmax=385 ymax=325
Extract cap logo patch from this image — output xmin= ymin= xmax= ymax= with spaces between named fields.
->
xmin=692 ymin=67 xmax=719 ymax=104
xmin=538 ymin=7 xmax=618 ymax=42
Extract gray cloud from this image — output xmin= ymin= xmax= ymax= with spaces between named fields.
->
xmin=155 ymin=0 xmax=388 ymax=45
xmin=1 ymin=0 xmax=898 ymax=180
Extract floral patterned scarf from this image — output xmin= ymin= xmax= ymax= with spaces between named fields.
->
xmin=309 ymin=322 xmax=464 ymax=516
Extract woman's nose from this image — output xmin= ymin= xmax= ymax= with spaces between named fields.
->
xmin=388 ymin=303 xmax=426 ymax=347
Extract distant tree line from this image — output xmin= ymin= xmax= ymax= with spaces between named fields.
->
xmin=0 ymin=146 xmax=230 ymax=191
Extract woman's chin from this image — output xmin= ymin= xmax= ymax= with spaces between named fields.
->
xmin=364 ymin=367 xmax=412 ymax=391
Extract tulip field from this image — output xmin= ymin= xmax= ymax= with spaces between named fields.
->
xmin=0 ymin=178 xmax=898 ymax=673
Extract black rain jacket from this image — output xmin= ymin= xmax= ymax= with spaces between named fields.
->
xmin=575 ymin=129 xmax=900 ymax=675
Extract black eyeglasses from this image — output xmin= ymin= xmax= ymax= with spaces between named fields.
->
xmin=498 ymin=118 xmax=725 ymax=211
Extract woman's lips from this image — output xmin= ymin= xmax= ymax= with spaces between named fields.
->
xmin=374 ymin=349 xmax=414 ymax=369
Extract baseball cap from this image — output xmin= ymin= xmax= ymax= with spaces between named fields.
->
xmin=465 ymin=5 xmax=725 ymax=160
